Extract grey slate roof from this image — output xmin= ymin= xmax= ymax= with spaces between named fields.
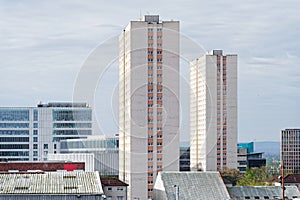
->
xmin=228 ymin=186 xmax=300 ymax=200
xmin=0 ymin=171 xmax=103 ymax=195
xmin=159 ymin=171 xmax=230 ymax=200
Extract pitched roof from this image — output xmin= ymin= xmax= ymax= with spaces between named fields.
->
xmin=228 ymin=186 xmax=300 ymax=200
xmin=0 ymin=171 xmax=103 ymax=195
xmin=101 ymin=177 xmax=128 ymax=187
xmin=285 ymin=174 xmax=300 ymax=183
xmin=155 ymin=171 xmax=230 ymax=200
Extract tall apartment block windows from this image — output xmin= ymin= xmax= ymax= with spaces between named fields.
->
xmin=190 ymin=50 xmax=237 ymax=172
xmin=119 ymin=15 xmax=179 ymax=200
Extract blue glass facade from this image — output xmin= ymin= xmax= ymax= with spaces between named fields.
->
xmin=238 ymin=142 xmax=254 ymax=153
xmin=0 ymin=130 xmax=29 ymax=135
xmin=0 ymin=110 xmax=29 ymax=121
xmin=0 ymin=103 xmax=93 ymax=161
xmin=52 ymin=110 xmax=92 ymax=121
xmin=0 ymin=123 xmax=29 ymax=128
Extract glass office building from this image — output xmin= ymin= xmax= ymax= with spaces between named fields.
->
xmin=0 ymin=102 xmax=92 ymax=161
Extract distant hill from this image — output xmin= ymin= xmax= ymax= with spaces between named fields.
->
xmin=254 ymin=141 xmax=280 ymax=159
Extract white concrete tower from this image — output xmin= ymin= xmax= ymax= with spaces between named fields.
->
xmin=190 ymin=50 xmax=237 ymax=172
xmin=119 ymin=15 xmax=180 ymax=200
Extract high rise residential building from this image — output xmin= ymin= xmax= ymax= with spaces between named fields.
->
xmin=0 ymin=102 xmax=92 ymax=161
xmin=190 ymin=50 xmax=237 ymax=171
xmin=281 ymin=129 xmax=300 ymax=173
xmin=119 ymin=15 xmax=180 ymax=200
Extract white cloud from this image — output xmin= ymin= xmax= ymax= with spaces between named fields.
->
xmin=0 ymin=0 xmax=299 ymax=141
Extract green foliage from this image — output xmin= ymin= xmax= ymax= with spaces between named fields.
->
xmin=237 ymin=167 xmax=273 ymax=186
xmin=220 ymin=167 xmax=241 ymax=186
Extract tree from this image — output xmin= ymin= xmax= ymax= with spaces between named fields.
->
xmin=220 ymin=167 xmax=241 ymax=186
xmin=237 ymin=167 xmax=271 ymax=186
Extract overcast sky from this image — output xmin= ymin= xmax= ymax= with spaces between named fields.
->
xmin=0 ymin=0 xmax=299 ymax=142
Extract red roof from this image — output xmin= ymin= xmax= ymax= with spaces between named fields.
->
xmin=101 ymin=177 xmax=128 ymax=187
xmin=284 ymin=174 xmax=300 ymax=183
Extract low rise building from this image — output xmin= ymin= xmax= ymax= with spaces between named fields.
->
xmin=0 ymin=161 xmax=85 ymax=172
xmin=60 ymin=135 xmax=118 ymax=176
xmin=238 ymin=142 xmax=266 ymax=173
xmin=101 ymin=177 xmax=128 ymax=200
xmin=153 ymin=171 xmax=300 ymax=200
xmin=228 ymin=186 xmax=300 ymax=200
xmin=47 ymin=153 xmax=94 ymax=172
xmin=0 ymin=171 xmax=104 ymax=200
xmin=153 ymin=172 xmax=230 ymax=200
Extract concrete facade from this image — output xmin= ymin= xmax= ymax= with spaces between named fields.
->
xmin=281 ymin=129 xmax=300 ymax=173
xmin=190 ymin=50 xmax=237 ymax=171
xmin=119 ymin=15 xmax=180 ymax=199
xmin=47 ymin=153 xmax=95 ymax=172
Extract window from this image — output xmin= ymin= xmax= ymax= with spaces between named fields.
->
xmin=157 ymin=58 xmax=162 ymax=62
xmin=117 ymin=197 xmax=123 ymax=200
xmin=0 ymin=130 xmax=29 ymax=135
xmin=33 ymin=137 xmax=38 ymax=142
xmin=157 ymin=28 xmax=162 ymax=32
xmin=54 ymin=144 xmax=57 ymax=149
xmin=157 ymin=36 xmax=162 ymax=39
xmin=52 ymin=110 xmax=92 ymax=121
xmin=148 ymin=36 xmax=153 ymax=39
xmin=33 ymin=151 xmax=38 ymax=156
xmin=33 ymin=130 xmax=38 ymax=135
xmin=44 ymin=144 xmax=48 ymax=149
xmin=0 ymin=110 xmax=29 ymax=121
xmin=33 ymin=144 xmax=38 ymax=149
xmin=148 ymin=28 xmax=153 ymax=32
xmin=117 ymin=187 xmax=123 ymax=191
xmin=107 ymin=187 xmax=112 ymax=191
xmin=107 ymin=196 xmax=112 ymax=200
xmin=33 ymin=110 xmax=38 ymax=121
xmin=33 ymin=123 xmax=38 ymax=128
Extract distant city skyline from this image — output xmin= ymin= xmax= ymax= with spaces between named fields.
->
xmin=0 ymin=0 xmax=299 ymax=142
